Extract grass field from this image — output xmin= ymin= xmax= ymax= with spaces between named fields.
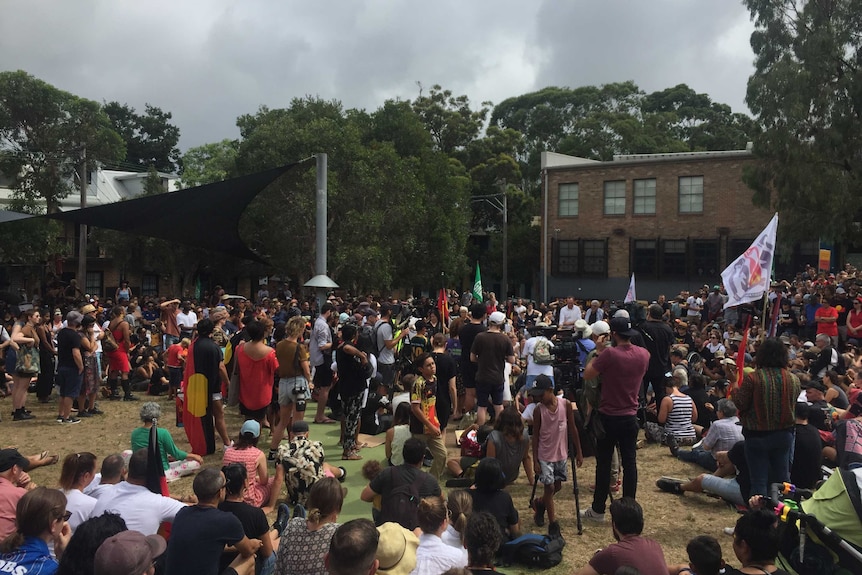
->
xmin=6 ymin=395 xmax=742 ymax=574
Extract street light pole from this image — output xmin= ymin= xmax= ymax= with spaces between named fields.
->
xmin=471 ymin=184 xmax=508 ymax=300
xmin=77 ymin=147 xmax=87 ymax=288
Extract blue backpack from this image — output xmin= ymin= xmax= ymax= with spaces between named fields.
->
xmin=500 ymin=533 xmax=565 ymax=568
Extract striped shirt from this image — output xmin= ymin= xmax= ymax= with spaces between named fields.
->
xmin=665 ymin=394 xmax=696 ymax=439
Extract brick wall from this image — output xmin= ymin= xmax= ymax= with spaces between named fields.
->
xmin=543 ymin=154 xmax=773 ymax=281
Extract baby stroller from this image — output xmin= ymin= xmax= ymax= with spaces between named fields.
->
xmin=764 ymin=470 xmax=862 ymax=574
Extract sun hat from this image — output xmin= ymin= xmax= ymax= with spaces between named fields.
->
xmin=376 ymin=522 xmax=419 ymax=575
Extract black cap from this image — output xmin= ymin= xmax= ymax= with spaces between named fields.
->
xmin=0 ymin=448 xmax=29 ymax=472
xmin=528 ymin=374 xmax=554 ymax=396
xmin=804 ymin=379 xmax=827 ymax=393
xmin=609 ymin=316 xmax=638 ymax=338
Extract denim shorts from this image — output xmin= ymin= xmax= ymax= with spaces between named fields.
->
xmin=700 ymin=474 xmax=744 ymax=506
xmin=538 ymin=459 xmax=567 ymax=485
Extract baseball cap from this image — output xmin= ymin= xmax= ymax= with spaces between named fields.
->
xmin=609 ymin=316 xmax=638 ymax=338
xmin=0 ymin=448 xmax=29 ymax=472
xmin=488 ymin=311 xmax=506 ymax=325
xmin=240 ymin=419 xmax=260 ymax=438
xmin=94 ymin=530 xmax=166 ymax=575
xmin=528 ymin=374 xmax=554 ymax=396
xmin=803 ymin=379 xmax=827 ymax=393
xmin=590 ymin=321 xmax=610 ymax=336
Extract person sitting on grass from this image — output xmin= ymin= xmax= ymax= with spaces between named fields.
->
xmin=219 ymin=463 xmax=278 ymax=575
xmin=277 ymin=420 xmax=346 ymax=511
xmin=222 ymin=419 xmax=284 ymax=514
xmin=463 ymin=512 xmax=505 ymax=575
xmin=128 ymin=402 xmax=202 ymax=482
xmin=574 ymin=497 xmax=667 ymax=575
xmin=668 ymin=535 xmax=726 ymax=575
xmin=468 ymin=458 xmax=519 ymax=544
xmin=656 ymin=441 xmax=750 ymax=509
xmin=412 ymin=495 xmax=469 ymax=573
xmin=276 ymin=477 xmax=344 ymax=575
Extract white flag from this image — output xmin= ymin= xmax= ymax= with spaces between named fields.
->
xmin=624 ymin=273 xmax=637 ymax=303
xmin=721 ymin=213 xmax=778 ymax=309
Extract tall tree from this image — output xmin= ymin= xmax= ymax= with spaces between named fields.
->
xmin=744 ymin=0 xmax=862 ymax=244
xmin=103 ymin=102 xmax=182 ymax=173
xmin=178 ymin=139 xmax=239 ymax=188
xmin=0 ymin=70 xmax=125 ymax=215
xmin=412 ymin=84 xmax=490 ymax=157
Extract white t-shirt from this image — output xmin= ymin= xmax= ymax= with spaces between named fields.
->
xmin=559 ymin=305 xmax=582 ymax=326
xmin=63 ymin=488 xmax=97 ymax=531
xmin=521 ymin=336 xmax=554 ymax=376
xmin=376 ymin=321 xmax=395 ymax=365
xmin=686 ymin=296 xmax=703 ymax=317
xmin=176 ymin=311 xmax=197 ymax=332
xmin=90 ymin=481 xmax=186 ymax=535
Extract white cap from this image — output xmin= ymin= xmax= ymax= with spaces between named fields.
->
xmin=590 ymin=321 xmax=610 ymax=336
xmin=489 ymin=311 xmax=506 ymax=325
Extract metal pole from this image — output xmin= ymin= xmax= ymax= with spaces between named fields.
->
xmin=315 ymin=153 xmax=328 ymax=311
xmin=77 ymin=148 xmax=87 ymax=289
xmin=542 ymin=169 xmax=548 ymax=305
xmin=502 ymin=184 xmax=508 ymax=301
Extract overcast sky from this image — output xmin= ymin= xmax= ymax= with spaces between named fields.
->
xmin=0 ymin=0 xmax=756 ymax=151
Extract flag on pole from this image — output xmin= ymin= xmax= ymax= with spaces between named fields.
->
xmin=721 ymin=213 xmax=779 ymax=309
xmin=437 ymin=287 xmax=450 ymax=326
xmin=472 ymin=263 xmax=483 ymax=303
xmin=734 ymin=315 xmax=752 ymax=391
xmin=624 ymin=273 xmax=637 ymax=303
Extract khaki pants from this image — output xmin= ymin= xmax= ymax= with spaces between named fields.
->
xmin=414 ymin=432 xmax=447 ymax=479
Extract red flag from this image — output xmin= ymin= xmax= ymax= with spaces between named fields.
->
xmin=735 ymin=315 xmax=752 ymax=390
xmin=438 ymin=288 xmax=450 ymax=326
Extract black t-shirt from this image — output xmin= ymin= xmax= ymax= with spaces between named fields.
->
xmin=471 ymin=331 xmax=513 ymax=386
xmin=791 ymin=423 xmax=823 ymax=489
xmin=807 ymin=400 xmax=831 ymax=431
xmin=56 ymin=327 xmax=82 ymax=370
xmin=469 ymin=489 xmax=518 ymax=538
xmin=191 ymin=336 xmax=224 ymax=395
xmin=727 ymin=440 xmax=750 ymax=503
xmin=459 ymin=322 xmax=487 ymax=375
xmin=369 ymin=464 xmax=440 ymax=501
xmin=165 ymin=505 xmax=245 ymax=575
xmin=639 ymin=320 xmax=674 ymax=376
xmin=685 ymin=386 xmax=712 ymax=429
xmin=218 ymin=500 xmax=270 ymax=573
xmin=432 ymin=352 xmax=457 ymax=406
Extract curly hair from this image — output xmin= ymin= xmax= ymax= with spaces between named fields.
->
xmin=56 ymin=512 xmax=127 ymax=575
xmin=464 ymin=512 xmax=502 ymax=567
xmin=754 ymin=337 xmax=788 ymax=369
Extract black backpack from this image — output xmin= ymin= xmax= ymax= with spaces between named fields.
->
xmin=500 ymin=533 xmax=565 ymax=568
xmin=378 ymin=467 xmax=426 ymax=529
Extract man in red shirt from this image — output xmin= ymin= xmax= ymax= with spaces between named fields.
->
xmin=0 ymin=449 xmax=30 ymax=540
xmin=815 ymin=298 xmax=839 ymax=347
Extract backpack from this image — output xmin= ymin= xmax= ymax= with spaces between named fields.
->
xmin=500 ymin=533 xmax=565 ymax=568
xmin=532 ymin=337 xmax=554 ymax=365
xmin=371 ymin=319 xmax=386 ymax=356
xmin=378 ymin=467 xmax=426 ymax=529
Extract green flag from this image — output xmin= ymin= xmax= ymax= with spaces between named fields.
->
xmin=472 ymin=262 xmax=483 ymax=303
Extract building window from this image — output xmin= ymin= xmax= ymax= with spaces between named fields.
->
xmin=556 ymin=240 xmax=579 ymax=274
xmin=662 ymin=239 xmax=688 ymax=277
xmin=582 ymin=240 xmax=607 ymax=276
xmin=633 ymin=240 xmax=657 ymax=276
xmin=679 ymin=176 xmax=703 ymax=213
xmin=692 ymin=240 xmax=719 ymax=277
xmin=558 ymin=183 xmax=579 ymax=217
xmin=603 ymin=181 xmax=626 ymax=215
xmin=141 ymin=274 xmax=159 ymax=297
xmin=633 ymin=178 xmax=656 ymax=215
xmin=85 ymin=271 xmax=103 ymax=298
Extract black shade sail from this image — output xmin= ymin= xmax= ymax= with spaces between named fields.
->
xmin=46 ymin=163 xmax=304 ymax=263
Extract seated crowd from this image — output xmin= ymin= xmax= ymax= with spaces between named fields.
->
xmin=3 ymin=266 xmax=862 ymax=574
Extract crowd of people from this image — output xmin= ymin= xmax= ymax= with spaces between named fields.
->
xmin=2 ymin=264 xmax=862 ymax=574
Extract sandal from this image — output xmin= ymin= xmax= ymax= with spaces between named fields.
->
xmin=37 ymin=451 xmax=59 ymax=467
xmin=356 ymin=442 xmax=368 ymax=450
xmin=314 ymin=418 xmax=337 ymax=424
xmin=342 ymin=451 xmax=362 ymax=461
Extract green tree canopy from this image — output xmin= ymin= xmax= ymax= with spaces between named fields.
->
xmin=103 ymin=102 xmax=182 ymax=173
xmin=744 ymin=0 xmax=862 ymax=244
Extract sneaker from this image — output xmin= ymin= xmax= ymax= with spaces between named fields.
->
xmin=273 ymin=504 xmax=290 ymax=535
xmin=56 ymin=415 xmax=64 ymax=423
xmin=61 ymin=417 xmax=81 ymax=425
xmin=292 ymin=504 xmax=307 ymax=519
xmin=580 ymin=508 xmax=606 ymax=523
xmin=267 ymin=449 xmax=277 ymax=462
xmin=656 ymin=478 xmax=684 ymax=494
xmin=666 ymin=432 xmax=680 ymax=456
xmin=548 ymin=520 xmax=561 ymax=539
xmin=88 ymin=406 xmax=104 ymax=415
xmin=337 ymin=466 xmax=347 ymax=483
xmin=12 ymin=411 xmax=34 ymax=421
xmin=77 ymin=410 xmax=93 ymax=418
xmin=122 ymin=394 xmax=139 ymax=402
xmin=532 ymin=498 xmax=546 ymax=527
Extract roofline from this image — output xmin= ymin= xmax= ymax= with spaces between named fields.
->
xmin=544 ymin=148 xmax=755 ymax=171
xmin=113 ymin=171 xmax=178 ymax=181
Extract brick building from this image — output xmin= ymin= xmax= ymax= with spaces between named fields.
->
xmin=539 ymin=147 xmax=801 ymax=302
